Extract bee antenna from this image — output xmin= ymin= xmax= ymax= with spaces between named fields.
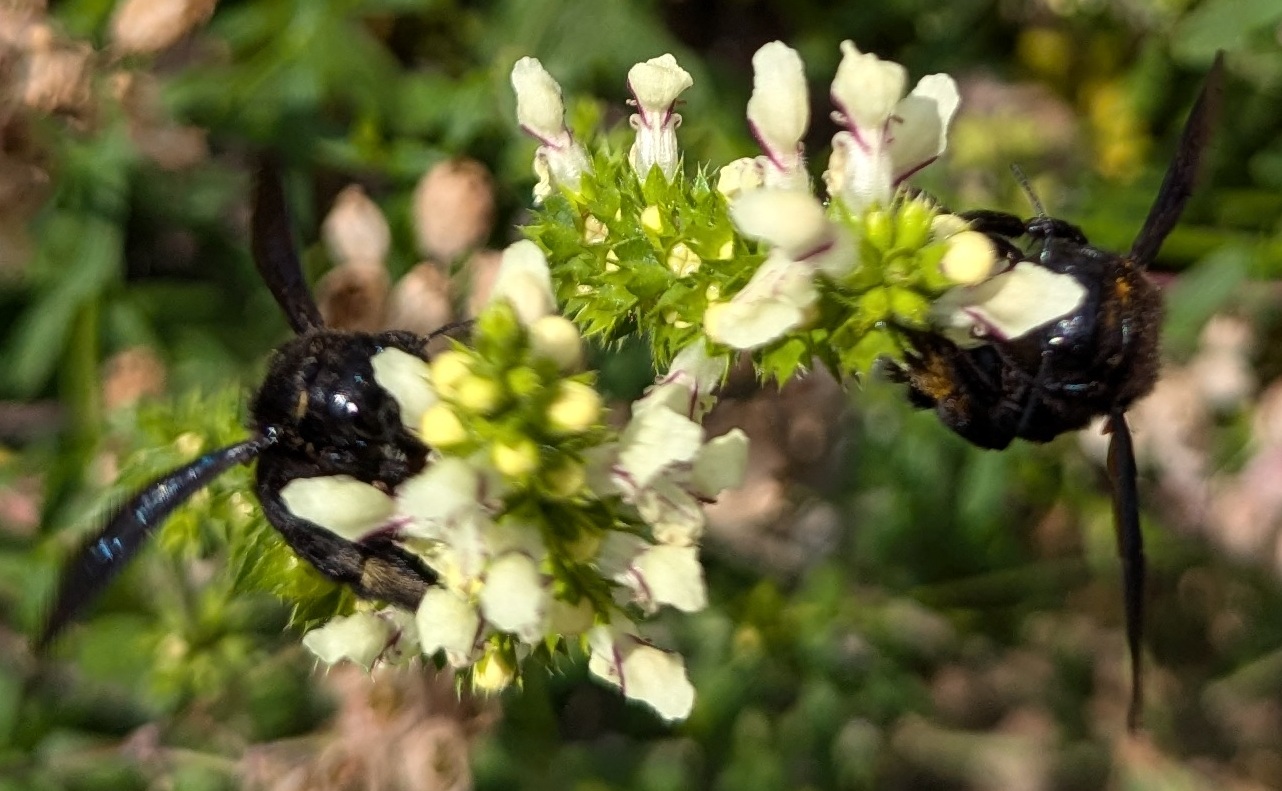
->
xmin=1010 ymin=163 xmax=1047 ymax=218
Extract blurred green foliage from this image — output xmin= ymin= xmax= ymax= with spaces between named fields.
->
xmin=3 ymin=0 xmax=1282 ymax=789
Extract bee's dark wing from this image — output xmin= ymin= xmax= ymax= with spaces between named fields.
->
xmin=39 ymin=438 xmax=268 ymax=648
xmin=253 ymin=161 xmax=325 ymax=334
xmin=1106 ymin=410 xmax=1145 ymax=731
xmin=1129 ymin=52 xmax=1226 ymax=268
xmin=255 ymin=452 xmax=437 ymax=610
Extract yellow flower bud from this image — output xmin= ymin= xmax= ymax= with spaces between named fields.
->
xmin=583 ymin=215 xmax=608 ymax=244
xmin=429 ymin=350 xmax=472 ymax=399
xmin=454 ymin=374 xmax=504 ymax=415
xmin=546 ymin=381 xmax=602 ymax=434
xmin=667 ymin=242 xmax=701 ymax=276
xmin=543 ymin=457 xmax=586 ymax=498
xmin=895 ymin=197 xmax=936 ymax=250
xmin=529 ymin=315 xmax=584 ymax=372
xmin=864 ymin=209 xmax=894 ymax=252
xmin=472 ymin=649 xmax=515 ymax=693
xmin=940 ymin=230 xmax=997 ymax=286
xmin=641 ymin=205 xmax=663 ymax=233
xmin=506 ymin=366 xmax=544 ymax=399
xmin=419 ymin=403 xmax=469 ymax=449
xmin=492 ymin=438 xmax=541 ymax=479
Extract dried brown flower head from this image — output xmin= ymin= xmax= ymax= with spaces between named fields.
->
xmin=323 ymin=185 xmax=392 ymax=267
xmin=109 ymin=0 xmax=217 ymax=56
xmin=101 ymin=346 xmax=167 ymax=411
xmin=316 ymin=261 xmax=392 ymax=333
xmin=386 ymin=262 xmax=453 ymax=337
xmin=412 ymin=158 xmax=495 ymax=264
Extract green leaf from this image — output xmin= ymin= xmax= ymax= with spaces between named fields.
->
xmin=1172 ymin=0 xmax=1282 ymax=62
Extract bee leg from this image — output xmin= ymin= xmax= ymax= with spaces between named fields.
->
xmin=255 ymin=452 xmax=436 ymax=611
xmin=1024 ymin=216 xmax=1087 ymax=244
xmin=1012 ymin=353 xmax=1051 ymax=439
xmin=957 ymin=208 xmax=1025 ymax=238
xmin=1105 ymin=410 xmax=1145 ymax=731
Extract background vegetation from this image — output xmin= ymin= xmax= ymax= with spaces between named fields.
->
xmin=2 ymin=0 xmax=1282 ymax=788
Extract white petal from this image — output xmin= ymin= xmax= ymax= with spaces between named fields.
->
xmin=627 ymin=54 xmax=693 ymax=113
xmin=704 ymin=252 xmax=817 ymax=350
xmin=690 ymin=428 xmax=749 ymax=496
xmin=595 ymin=532 xmax=650 ymax=579
xmin=631 ymin=544 xmax=707 ymax=613
xmin=302 ymin=612 xmax=394 ymax=670
xmin=826 ymin=129 xmax=894 ymax=210
xmin=936 ymin=262 xmax=1087 ymax=342
xmin=370 ymin=347 xmax=438 ymax=430
xmin=280 ymin=475 xmax=395 ymax=541
xmin=635 ymin=477 xmax=705 ymax=545
xmin=730 ymin=189 xmax=832 ymax=260
xmin=660 ymin=340 xmax=728 ymax=421
xmin=511 ymin=57 xmax=569 ymax=145
xmin=587 ymin=626 xmax=695 ymax=722
xmin=747 ymin=42 xmax=809 ymax=161
xmin=480 ymin=554 xmax=547 ymax=642
xmin=888 ymin=73 xmax=960 ymax=182
xmin=830 ymin=41 xmax=906 ymax=132
xmin=490 ymin=240 xmax=556 ymax=324
xmin=397 ymin=457 xmax=483 ymax=530
xmin=416 ymin=588 xmax=481 ymax=667
xmin=665 ymin=340 xmax=728 ymax=394
xmin=617 ymin=399 xmax=704 ymax=490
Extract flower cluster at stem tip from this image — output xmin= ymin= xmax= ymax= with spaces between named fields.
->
xmin=287 ymin=38 xmax=1096 ymax=725
xmin=512 ymin=41 xmax=1090 ymax=384
xmin=287 ymin=240 xmax=747 ymax=722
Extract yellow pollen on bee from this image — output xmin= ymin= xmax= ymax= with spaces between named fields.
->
xmin=1113 ymin=276 xmax=1132 ymax=305
xmin=294 ymin=391 xmax=309 ymax=419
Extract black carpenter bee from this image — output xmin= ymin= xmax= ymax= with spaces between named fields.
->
xmin=40 ymin=163 xmax=451 ymax=646
xmin=893 ymin=54 xmax=1224 ymax=729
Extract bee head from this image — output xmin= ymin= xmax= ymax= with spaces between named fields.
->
xmin=252 ymin=331 xmax=428 ymax=485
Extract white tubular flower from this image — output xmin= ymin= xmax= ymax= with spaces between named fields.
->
xmin=370 ymin=347 xmax=438 ymax=430
xmin=511 ymin=57 xmax=591 ymax=202
xmin=397 ymin=457 xmax=501 ymax=587
xmin=279 ymin=475 xmax=395 ymax=542
xmin=746 ymin=41 xmax=810 ymax=190
xmin=824 ymin=41 xmax=959 ymax=210
xmin=302 ymin=611 xmax=398 ymax=671
xmin=730 ymin=189 xmax=851 ymax=274
xmin=706 ymin=188 xmax=854 ymax=350
xmin=627 ymin=54 xmax=693 ymax=181
xmin=933 ymin=262 xmax=1087 ymax=346
xmin=490 ymin=240 xmax=557 ymax=325
xmin=598 ymin=535 xmax=707 ymax=614
xmin=617 ymin=387 xmax=705 ymax=491
xmin=603 ymin=382 xmax=748 ymax=544
xmin=659 ymin=340 xmax=729 ymax=421
xmin=588 ymin=624 xmax=696 ymax=722
xmin=417 ymin=588 xmax=482 ymax=667
xmin=704 ymin=251 xmax=818 ymax=350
